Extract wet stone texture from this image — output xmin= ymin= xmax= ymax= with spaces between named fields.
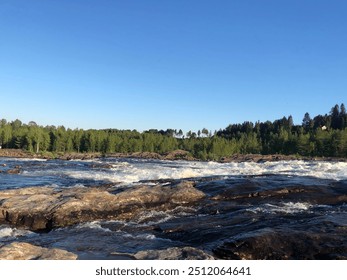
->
xmin=0 ymin=181 xmax=205 ymax=231
xmin=0 ymin=158 xmax=347 ymax=260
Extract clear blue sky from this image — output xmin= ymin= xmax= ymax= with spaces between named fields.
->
xmin=0 ymin=0 xmax=346 ymax=132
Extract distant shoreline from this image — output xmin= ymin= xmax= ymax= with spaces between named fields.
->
xmin=0 ymin=148 xmax=346 ymax=163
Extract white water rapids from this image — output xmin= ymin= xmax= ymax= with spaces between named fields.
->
xmin=30 ymin=159 xmax=347 ymax=184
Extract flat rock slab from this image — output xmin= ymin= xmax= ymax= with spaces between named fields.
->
xmin=0 ymin=181 xmax=205 ymax=231
xmin=0 ymin=242 xmax=77 ymax=260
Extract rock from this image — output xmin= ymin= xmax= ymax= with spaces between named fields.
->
xmin=0 ymin=242 xmax=77 ymax=260
xmin=6 ymin=167 xmax=21 ymax=174
xmin=213 ymin=228 xmax=347 ymax=260
xmin=58 ymin=153 xmax=102 ymax=160
xmin=219 ymin=154 xmax=347 ymax=163
xmin=164 ymin=150 xmax=196 ymax=161
xmin=219 ymin=154 xmax=301 ymax=163
xmin=130 ymin=152 xmax=162 ymax=159
xmin=106 ymin=150 xmax=196 ymax=161
xmin=211 ymin=181 xmax=347 ymax=206
xmin=0 ymin=181 xmax=205 ymax=231
xmin=90 ymin=163 xmax=113 ymax=169
xmin=0 ymin=149 xmax=33 ymax=158
xmin=134 ymin=247 xmax=214 ymax=260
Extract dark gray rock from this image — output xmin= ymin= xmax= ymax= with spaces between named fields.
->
xmin=134 ymin=247 xmax=214 ymax=260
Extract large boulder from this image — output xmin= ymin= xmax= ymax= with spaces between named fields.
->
xmin=0 ymin=181 xmax=205 ymax=231
xmin=0 ymin=242 xmax=77 ymax=260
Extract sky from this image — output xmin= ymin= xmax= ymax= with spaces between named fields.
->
xmin=0 ymin=0 xmax=346 ymax=132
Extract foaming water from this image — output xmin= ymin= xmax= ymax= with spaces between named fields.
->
xmin=59 ymin=159 xmax=347 ymax=184
xmin=1 ymin=157 xmax=347 ymax=259
xmin=1 ymin=158 xmax=347 ymax=189
xmin=76 ymin=221 xmax=112 ymax=232
xmin=249 ymin=202 xmax=313 ymax=214
xmin=0 ymin=226 xmax=36 ymax=240
xmin=132 ymin=206 xmax=197 ymax=226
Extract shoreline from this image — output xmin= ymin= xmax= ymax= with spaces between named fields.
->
xmin=0 ymin=148 xmax=346 ymax=163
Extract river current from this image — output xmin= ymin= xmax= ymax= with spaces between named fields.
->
xmin=1 ymin=157 xmax=347 ymax=259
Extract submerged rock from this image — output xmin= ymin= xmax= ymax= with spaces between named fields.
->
xmin=0 ymin=242 xmax=77 ymax=260
xmin=134 ymin=247 xmax=214 ymax=260
xmin=0 ymin=181 xmax=205 ymax=231
xmin=6 ymin=166 xmax=21 ymax=174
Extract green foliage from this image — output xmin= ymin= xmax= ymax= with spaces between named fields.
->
xmin=1 ymin=103 xmax=347 ymax=159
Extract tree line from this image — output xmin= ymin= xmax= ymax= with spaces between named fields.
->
xmin=1 ymin=104 xmax=346 ymax=159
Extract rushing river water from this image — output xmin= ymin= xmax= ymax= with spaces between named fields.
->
xmin=1 ymin=157 xmax=347 ymax=259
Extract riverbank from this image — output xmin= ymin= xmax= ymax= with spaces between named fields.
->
xmin=0 ymin=148 xmax=346 ymax=162
xmin=0 ymin=149 xmax=195 ymax=161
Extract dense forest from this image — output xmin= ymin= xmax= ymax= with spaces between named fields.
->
xmin=1 ymin=104 xmax=347 ymax=160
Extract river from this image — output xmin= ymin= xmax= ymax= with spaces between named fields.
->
xmin=1 ymin=157 xmax=346 ymax=259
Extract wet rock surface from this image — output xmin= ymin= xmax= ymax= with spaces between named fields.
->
xmin=213 ymin=228 xmax=347 ymax=260
xmin=1 ymin=157 xmax=347 ymax=260
xmin=0 ymin=181 xmax=205 ymax=231
xmin=5 ymin=166 xmax=21 ymax=174
xmin=134 ymin=247 xmax=215 ymax=260
xmin=1 ymin=176 xmax=346 ymax=260
xmin=151 ymin=176 xmax=347 ymax=260
xmin=0 ymin=242 xmax=77 ymax=260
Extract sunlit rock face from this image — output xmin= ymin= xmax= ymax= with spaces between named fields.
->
xmin=0 ymin=242 xmax=77 ymax=260
xmin=0 ymin=181 xmax=205 ymax=231
xmin=0 ymin=157 xmax=347 ymax=260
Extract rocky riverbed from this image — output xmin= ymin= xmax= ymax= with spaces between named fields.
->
xmin=0 ymin=157 xmax=347 ymax=260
